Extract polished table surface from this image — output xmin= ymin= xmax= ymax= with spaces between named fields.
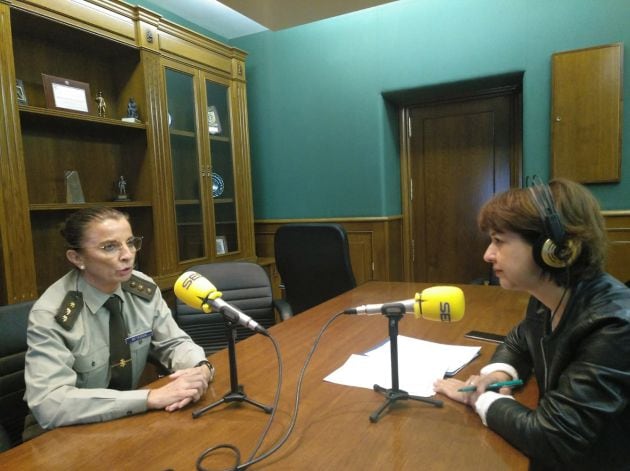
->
xmin=1 ymin=282 xmax=534 ymax=470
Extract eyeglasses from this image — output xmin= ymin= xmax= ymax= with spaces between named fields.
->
xmin=75 ymin=236 xmax=143 ymax=256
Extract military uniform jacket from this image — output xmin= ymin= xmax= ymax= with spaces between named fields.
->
xmin=24 ymin=270 xmax=206 ymax=429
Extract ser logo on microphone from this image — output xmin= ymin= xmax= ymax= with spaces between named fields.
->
xmin=180 ymin=272 xmax=201 ymax=289
xmin=440 ymin=301 xmax=452 ymax=322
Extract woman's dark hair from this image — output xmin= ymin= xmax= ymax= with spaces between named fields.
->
xmin=478 ymin=178 xmax=607 ymax=286
xmin=61 ymin=207 xmax=129 ymax=249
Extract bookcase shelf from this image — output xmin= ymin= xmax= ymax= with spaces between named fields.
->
xmin=19 ymin=105 xmax=147 ymax=129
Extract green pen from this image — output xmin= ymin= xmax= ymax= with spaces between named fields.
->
xmin=458 ymin=379 xmax=524 ymax=392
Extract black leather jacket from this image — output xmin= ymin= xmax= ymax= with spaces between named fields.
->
xmin=487 ymin=273 xmax=630 ymax=470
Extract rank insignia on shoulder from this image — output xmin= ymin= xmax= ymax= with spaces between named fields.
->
xmin=55 ymin=291 xmax=84 ymax=331
xmin=122 ymin=275 xmax=156 ymax=301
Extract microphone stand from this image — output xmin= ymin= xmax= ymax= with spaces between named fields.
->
xmin=193 ymin=315 xmax=273 ymax=418
xmin=370 ymin=303 xmax=443 ymax=423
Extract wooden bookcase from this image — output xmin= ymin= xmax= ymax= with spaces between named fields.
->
xmin=0 ymin=0 xmax=255 ymax=303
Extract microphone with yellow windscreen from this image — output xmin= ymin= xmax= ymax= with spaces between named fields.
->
xmin=344 ymin=286 xmax=465 ymax=322
xmin=174 ymin=271 xmax=268 ymax=335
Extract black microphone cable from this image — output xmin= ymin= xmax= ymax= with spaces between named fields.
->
xmin=195 ymin=310 xmax=346 ymax=470
xmin=195 ymin=332 xmax=282 ymax=471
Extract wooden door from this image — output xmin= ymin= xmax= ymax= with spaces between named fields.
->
xmin=407 ymin=94 xmax=519 ymax=283
xmin=551 ymin=43 xmax=623 ymax=183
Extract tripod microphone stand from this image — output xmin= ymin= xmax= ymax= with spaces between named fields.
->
xmin=193 ymin=315 xmax=273 ymax=419
xmin=370 ymin=303 xmax=443 ymax=423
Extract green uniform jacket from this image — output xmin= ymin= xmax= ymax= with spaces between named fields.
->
xmin=24 ymin=269 xmax=207 ymax=429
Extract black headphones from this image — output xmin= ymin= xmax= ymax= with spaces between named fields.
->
xmin=527 ymin=176 xmax=580 ymax=270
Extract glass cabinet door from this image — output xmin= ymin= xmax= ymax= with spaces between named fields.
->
xmin=206 ymin=78 xmax=239 ymax=256
xmin=165 ymin=67 xmax=207 ymax=262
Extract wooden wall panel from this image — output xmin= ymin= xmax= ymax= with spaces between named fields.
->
xmin=257 ymin=213 xmax=630 ymax=291
xmin=604 ymin=211 xmax=630 ymax=284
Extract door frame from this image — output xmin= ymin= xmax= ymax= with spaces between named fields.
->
xmin=387 ymin=73 xmax=523 ymax=281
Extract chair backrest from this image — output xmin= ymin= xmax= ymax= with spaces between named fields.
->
xmin=175 ymin=262 xmax=276 ymax=354
xmin=274 ymin=223 xmax=356 ymax=315
xmin=0 ymin=300 xmax=35 ymax=451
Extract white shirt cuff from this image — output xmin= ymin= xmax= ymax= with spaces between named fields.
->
xmin=474 ymin=391 xmax=515 ymax=426
xmin=480 ymin=362 xmax=519 ymax=380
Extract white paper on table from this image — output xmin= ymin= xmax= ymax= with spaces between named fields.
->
xmin=364 ymin=335 xmax=481 ymax=376
xmin=323 ymin=336 xmax=481 ymax=396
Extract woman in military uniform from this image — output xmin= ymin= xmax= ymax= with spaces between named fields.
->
xmin=24 ymin=207 xmax=214 ymax=436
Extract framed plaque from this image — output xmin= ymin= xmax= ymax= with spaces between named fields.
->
xmin=207 ymin=106 xmax=222 ymax=134
xmin=42 ymin=74 xmax=93 ymax=114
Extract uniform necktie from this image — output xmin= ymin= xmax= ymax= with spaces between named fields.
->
xmin=105 ymin=295 xmax=132 ymax=390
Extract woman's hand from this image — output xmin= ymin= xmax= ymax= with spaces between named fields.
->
xmin=147 ymin=366 xmax=211 ymax=412
xmin=433 ymin=377 xmax=478 ymax=406
xmin=434 ymin=372 xmax=512 ymax=406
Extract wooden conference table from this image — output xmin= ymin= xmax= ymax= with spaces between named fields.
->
xmin=1 ymin=282 xmax=534 ymax=470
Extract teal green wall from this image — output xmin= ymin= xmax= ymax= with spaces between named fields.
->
xmin=132 ymin=0 xmax=629 ymax=218
xmin=231 ymin=0 xmax=630 ymax=218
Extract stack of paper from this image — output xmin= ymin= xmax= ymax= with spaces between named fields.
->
xmin=323 ymin=335 xmax=481 ymax=397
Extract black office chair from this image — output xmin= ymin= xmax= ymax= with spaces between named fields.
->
xmin=174 ymin=262 xmax=283 ymax=355
xmin=0 ymin=300 xmax=35 ymax=452
xmin=274 ymin=223 xmax=356 ymax=316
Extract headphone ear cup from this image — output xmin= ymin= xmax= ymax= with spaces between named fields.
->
xmin=533 ymin=237 xmax=581 ymax=269
xmin=532 ymin=235 xmax=551 ymax=269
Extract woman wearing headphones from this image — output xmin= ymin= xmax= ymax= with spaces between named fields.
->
xmin=434 ymin=178 xmax=630 ymax=470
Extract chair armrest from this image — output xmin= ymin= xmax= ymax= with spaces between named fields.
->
xmin=273 ymin=299 xmax=293 ymax=321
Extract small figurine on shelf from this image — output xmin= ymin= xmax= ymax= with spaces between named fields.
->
xmin=95 ymin=91 xmax=106 ymax=117
xmin=114 ymin=176 xmax=130 ymax=201
xmin=122 ymin=98 xmax=140 ymax=123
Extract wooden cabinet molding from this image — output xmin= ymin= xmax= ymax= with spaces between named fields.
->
xmin=11 ymin=0 xmax=137 ymax=45
xmin=0 ymin=2 xmax=37 ymax=303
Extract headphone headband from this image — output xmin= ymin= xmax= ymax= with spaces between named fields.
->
xmin=526 ymin=176 xmax=566 ymax=245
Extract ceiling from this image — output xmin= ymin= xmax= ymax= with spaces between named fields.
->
xmin=150 ymin=0 xmax=397 ymax=39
